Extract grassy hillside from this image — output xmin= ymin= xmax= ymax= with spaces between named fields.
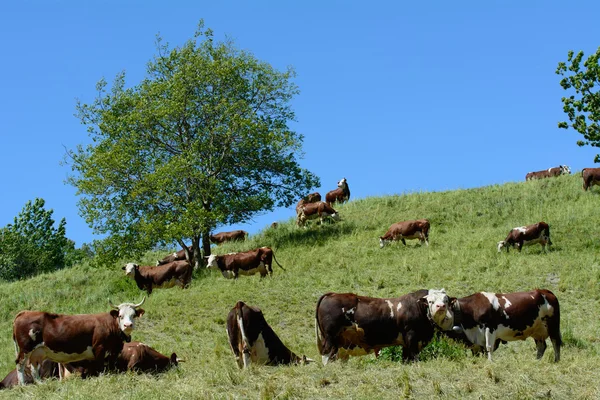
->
xmin=1 ymin=173 xmax=599 ymax=399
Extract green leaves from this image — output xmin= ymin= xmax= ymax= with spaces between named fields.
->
xmin=67 ymin=21 xmax=320 ymax=263
xmin=556 ymin=47 xmax=600 ymax=162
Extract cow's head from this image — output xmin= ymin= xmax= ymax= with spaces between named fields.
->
xmin=109 ymin=297 xmax=146 ymax=337
xmin=379 ymin=237 xmax=387 ymax=248
xmin=560 ymin=165 xmax=571 ymax=175
xmin=497 ymin=241 xmax=507 ymax=252
xmin=205 ymin=254 xmax=219 ymax=269
xmin=337 ymin=178 xmax=347 ymax=188
xmin=122 ymin=263 xmax=139 ymax=278
xmin=330 ymin=212 xmax=341 ymax=222
xmin=420 ymin=289 xmax=453 ymax=330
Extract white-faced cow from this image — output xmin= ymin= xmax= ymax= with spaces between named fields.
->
xmin=115 ymin=341 xmax=180 ymax=373
xmin=379 ymin=219 xmax=430 ymax=248
xmin=315 ymin=289 xmax=454 ymax=364
xmin=227 ymin=301 xmax=311 ymax=368
xmin=297 ymin=201 xmax=340 ymax=227
xmin=497 ymin=222 xmax=551 ymax=253
xmin=525 ymin=165 xmax=571 ymax=181
xmin=209 ymin=230 xmax=248 ymax=245
xmin=325 ymin=178 xmax=350 ymax=206
xmin=448 ymin=289 xmax=561 ymax=361
xmin=582 ymin=167 xmax=600 ymax=191
xmin=13 ymin=298 xmax=145 ymax=385
xmin=206 ymin=247 xmax=284 ymax=279
xmin=156 ymin=246 xmax=191 ymax=266
xmin=123 ymin=260 xmax=193 ymax=295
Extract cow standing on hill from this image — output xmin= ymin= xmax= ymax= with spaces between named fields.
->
xmin=525 ymin=165 xmax=571 ymax=181
xmin=123 ymin=260 xmax=193 ymax=295
xmin=206 ymin=247 xmax=284 ymax=279
xmin=13 ymin=299 xmax=145 ymax=385
xmin=448 ymin=289 xmax=561 ymax=361
xmin=326 ymin=178 xmax=350 ymax=206
xmin=227 ymin=301 xmax=311 ymax=368
xmin=582 ymin=167 xmax=600 ymax=191
xmin=379 ymin=219 xmax=430 ymax=248
xmin=297 ymin=201 xmax=340 ymax=227
xmin=315 ymin=289 xmax=454 ymax=363
xmin=210 ymin=230 xmax=248 ymax=245
xmin=497 ymin=222 xmax=551 ymax=253
xmin=296 ymin=192 xmax=322 ymax=214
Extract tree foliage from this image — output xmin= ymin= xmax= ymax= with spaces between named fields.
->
xmin=556 ymin=47 xmax=600 ymax=162
xmin=0 ymin=198 xmax=70 ymax=281
xmin=66 ymin=21 xmax=320 ymax=266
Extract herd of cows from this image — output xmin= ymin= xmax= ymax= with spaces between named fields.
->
xmin=1 ymin=165 xmax=597 ymax=390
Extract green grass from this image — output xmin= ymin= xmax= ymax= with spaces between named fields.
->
xmin=1 ymin=173 xmax=600 ymax=399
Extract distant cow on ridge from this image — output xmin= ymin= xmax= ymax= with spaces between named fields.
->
xmin=525 ymin=165 xmax=571 ymax=181
xmin=379 ymin=219 xmax=430 ymax=248
xmin=326 ymin=178 xmax=350 ymax=206
xmin=297 ymin=201 xmax=340 ymax=227
xmin=582 ymin=168 xmax=600 ymax=191
xmin=296 ymin=192 xmax=322 ymax=214
xmin=210 ymin=230 xmax=248 ymax=245
xmin=497 ymin=222 xmax=551 ymax=253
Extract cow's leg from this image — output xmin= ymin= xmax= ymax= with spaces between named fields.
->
xmin=402 ymin=332 xmax=420 ymax=362
xmin=517 ymin=241 xmax=523 ymax=252
xmin=236 ymin=313 xmax=252 ymax=368
xmin=535 ymin=339 xmax=547 ymax=360
xmin=401 ymin=238 xmax=406 ymax=246
xmin=484 ymin=328 xmax=496 ymax=361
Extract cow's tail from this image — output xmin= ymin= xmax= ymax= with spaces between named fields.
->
xmin=315 ymin=293 xmax=329 ymax=355
xmin=271 ymin=251 xmax=285 ymax=271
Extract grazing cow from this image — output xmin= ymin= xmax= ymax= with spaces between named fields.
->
xmin=315 ymin=289 xmax=454 ymax=364
xmin=123 ymin=260 xmax=193 ymax=295
xmin=297 ymin=201 xmax=340 ymax=227
xmin=156 ymin=246 xmax=191 ymax=266
xmin=582 ymin=167 xmax=600 ymax=191
xmin=1 ymin=360 xmax=63 ymax=389
xmin=525 ymin=165 xmax=571 ymax=181
xmin=379 ymin=219 xmax=430 ymax=248
xmin=209 ymin=230 xmax=248 ymax=245
xmin=448 ymin=289 xmax=561 ymax=361
xmin=497 ymin=222 xmax=551 ymax=253
xmin=296 ymin=192 xmax=322 ymax=214
xmin=13 ymin=298 xmax=145 ymax=385
xmin=206 ymin=247 xmax=284 ymax=279
xmin=226 ymin=301 xmax=311 ymax=368
xmin=116 ymin=342 xmax=179 ymax=373
xmin=326 ymin=178 xmax=350 ymax=206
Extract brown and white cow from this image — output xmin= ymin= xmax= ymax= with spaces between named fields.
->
xmin=209 ymin=230 xmax=248 ymax=245
xmin=379 ymin=219 xmax=430 ymax=248
xmin=226 ymin=301 xmax=311 ymax=368
xmin=156 ymin=246 xmax=191 ymax=266
xmin=296 ymin=192 xmax=322 ymax=214
xmin=448 ymin=289 xmax=561 ymax=361
xmin=497 ymin=222 xmax=551 ymax=253
xmin=123 ymin=260 xmax=193 ymax=295
xmin=315 ymin=289 xmax=454 ymax=364
xmin=206 ymin=247 xmax=284 ymax=279
xmin=582 ymin=167 xmax=600 ymax=191
xmin=1 ymin=359 xmax=63 ymax=389
xmin=325 ymin=178 xmax=350 ymax=206
xmin=297 ymin=201 xmax=340 ymax=227
xmin=13 ymin=299 xmax=145 ymax=385
xmin=525 ymin=165 xmax=571 ymax=181
xmin=115 ymin=341 xmax=180 ymax=373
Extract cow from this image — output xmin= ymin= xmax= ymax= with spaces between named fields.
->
xmin=325 ymin=178 xmax=350 ymax=206
xmin=226 ymin=301 xmax=311 ymax=368
xmin=315 ymin=289 xmax=454 ymax=364
xmin=209 ymin=230 xmax=248 ymax=245
xmin=448 ymin=289 xmax=561 ymax=361
xmin=270 ymin=222 xmax=279 ymax=229
xmin=156 ymin=246 xmax=191 ymax=266
xmin=296 ymin=192 xmax=322 ymax=214
xmin=115 ymin=341 xmax=180 ymax=373
xmin=525 ymin=165 xmax=571 ymax=181
xmin=206 ymin=247 xmax=284 ymax=279
xmin=1 ymin=359 xmax=63 ymax=389
xmin=379 ymin=219 xmax=430 ymax=248
xmin=297 ymin=201 xmax=340 ymax=227
xmin=12 ymin=298 xmax=145 ymax=385
xmin=497 ymin=222 xmax=551 ymax=253
xmin=123 ymin=260 xmax=193 ymax=295
xmin=582 ymin=167 xmax=600 ymax=191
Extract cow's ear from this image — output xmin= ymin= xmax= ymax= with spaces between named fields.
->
xmin=121 ymin=266 xmax=126 ymax=270
xmin=110 ymin=310 xmax=119 ymax=318
xmin=418 ymin=296 xmax=428 ymax=305
xmin=449 ymin=297 xmax=458 ymax=306
xmin=136 ymin=308 xmax=145 ymax=317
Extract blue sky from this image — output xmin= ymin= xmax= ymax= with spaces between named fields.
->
xmin=1 ymin=1 xmax=599 ymax=247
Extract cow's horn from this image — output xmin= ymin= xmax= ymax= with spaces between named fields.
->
xmin=133 ymin=297 xmax=146 ymax=308
xmin=108 ymin=299 xmax=118 ymax=309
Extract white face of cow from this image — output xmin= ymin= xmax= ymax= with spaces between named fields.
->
xmin=337 ymin=178 xmax=347 ymax=188
xmin=123 ymin=263 xmax=137 ymax=278
xmin=206 ymin=254 xmax=219 ymax=269
xmin=331 ymin=212 xmax=341 ymax=221
xmin=497 ymin=241 xmax=506 ymax=252
xmin=423 ymin=289 xmax=453 ymax=330
xmin=561 ymin=165 xmax=571 ymax=175
xmin=111 ymin=299 xmax=145 ymax=336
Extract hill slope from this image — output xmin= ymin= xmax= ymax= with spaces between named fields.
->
xmin=1 ymin=174 xmax=599 ymax=399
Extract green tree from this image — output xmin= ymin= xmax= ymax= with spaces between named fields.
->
xmin=66 ymin=21 xmax=320 ymax=266
xmin=556 ymin=47 xmax=600 ymax=162
xmin=0 ymin=198 xmax=69 ymax=281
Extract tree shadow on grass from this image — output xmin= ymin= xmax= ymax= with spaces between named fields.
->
xmin=266 ymin=220 xmax=357 ymax=249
